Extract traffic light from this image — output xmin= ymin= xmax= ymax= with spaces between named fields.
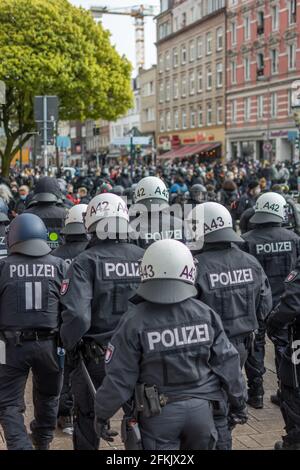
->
xmin=295 ymin=136 xmax=300 ymax=150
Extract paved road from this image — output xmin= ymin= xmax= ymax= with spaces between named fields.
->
xmin=0 ymin=341 xmax=284 ymax=450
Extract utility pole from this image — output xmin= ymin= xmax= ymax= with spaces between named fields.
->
xmin=43 ymin=96 xmax=48 ymax=171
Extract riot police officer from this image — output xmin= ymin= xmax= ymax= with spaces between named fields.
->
xmin=60 ymin=193 xmax=144 ymax=450
xmin=94 ymin=239 xmax=247 ymax=450
xmin=185 ymin=184 xmax=208 ymax=209
xmin=193 ymin=202 xmax=272 ymax=449
xmin=52 ymin=204 xmax=89 ymax=434
xmin=52 ymin=204 xmax=89 ymax=268
xmin=0 ymin=214 xmax=66 ymax=450
xmin=242 ymin=192 xmax=300 ymax=409
xmin=267 ymin=261 xmax=300 ymax=450
xmin=24 ymin=176 xmax=67 ymax=250
xmin=129 ymin=176 xmax=190 ymax=248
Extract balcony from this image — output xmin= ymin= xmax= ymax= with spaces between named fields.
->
xmin=257 ymin=67 xmax=265 ymax=80
xmin=257 ymin=24 xmax=264 ymax=35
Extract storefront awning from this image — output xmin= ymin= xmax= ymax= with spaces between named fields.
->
xmin=158 ymin=142 xmax=221 ymax=160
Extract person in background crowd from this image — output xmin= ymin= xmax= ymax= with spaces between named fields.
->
xmin=11 ymin=185 xmax=30 ymax=217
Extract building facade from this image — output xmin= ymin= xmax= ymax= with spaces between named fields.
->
xmin=110 ymin=79 xmax=141 ymax=140
xmin=226 ymin=0 xmax=300 ymax=162
xmin=156 ymin=0 xmax=226 ymax=158
xmin=138 ymin=65 xmax=157 ymax=139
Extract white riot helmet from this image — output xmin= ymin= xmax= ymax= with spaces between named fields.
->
xmin=137 ymin=239 xmax=197 ymax=304
xmin=84 ymin=193 xmax=129 ymax=235
xmin=250 ymin=192 xmax=286 ymax=224
xmin=134 ymin=176 xmax=169 ymax=210
xmin=62 ymin=204 xmax=88 ymax=235
xmin=199 ymin=202 xmax=244 ymax=244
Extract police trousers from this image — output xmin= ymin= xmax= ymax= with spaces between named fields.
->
xmin=280 ymin=384 xmax=300 ymax=445
xmin=71 ymin=357 xmax=105 ymax=450
xmin=0 ymin=338 xmax=62 ymax=450
xmin=245 ymin=325 xmax=266 ymax=393
xmin=58 ymin=361 xmax=73 ymax=418
xmin=139 ymin=398 xmax=217 ymax=450
xmin=245 ymin=325 xmax=288 ymax=394
xmin=213 ymin=337 xmax=249 ymax=451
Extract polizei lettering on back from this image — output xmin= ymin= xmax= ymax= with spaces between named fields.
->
xmin=146 ymin=324 xmax=210 ymax=352
xmin=209 ymin=268 xmax=253 ymax=289
xmin=256 ymin=241 xmax=292 ymax=254
xmin=103 ymin=261 xmax=140 ymax=280
xmin=9 ymin=264 xmax=55 ymax=278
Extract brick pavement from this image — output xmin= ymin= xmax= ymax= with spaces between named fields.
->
xmin=0 ymin=341 xmax=285 ymax=451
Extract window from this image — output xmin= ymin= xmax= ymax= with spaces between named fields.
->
xmin=271 ymin=5 xmax=279 ymax=31
xmin=207 ymin=102 xmax=212 ymax=126
xmin=144 ymin=107 xmax=155 ymax=122
xmin=231 ymin=21 xmax=237 ymax=45
xmin=159 ymin=82 xmax=164 ymax=103
xmin=198 ymin=106 xmax=203 ymax=127
xmin=181 ymin=45 xmax=187 ymax=64
xmin=158 ymin=54 xmax=164 ymax=73
xmin=216 ymin=27 xmax=223 ymax=51
xmin=217 ymin=101 xmax=223 ymax=124
xmin=165 ymin=80 xmax=171 ymax=101
xmin=288 ymin=43 xmax=296 ymax=70
xmin=244 ymin=97 xmax=251 ymax=121
xmin=206 ymin=66 xmax=212 ymax=90
xmin=257 ymin=53 xmax=265 ymax=78
xmin=181 ymin=75 xmax=187 ymax=97
xmin=174 ymin=16 xmax=179 ymax=32
xmin=206 ymin=32 xmax=212 ymax=55
xmin=257 ymin=95 xmax=264 ymax=119
xmin=257 ymin=11 xmax=264 ymax=35
xmin=181 ymin=12 xmax=187 ymax=28
xmin=271 ymin=49 xmax=279 ymax=74
xmin=231 ymin=100 xmax=237 ymax=123
xmin=182 ymin=109 xmax=187 ymax=129
xmin=244 ymin=57 xmax=250 ymax=81
xmin=166 ymin=111 xmax=171 ymax=131
xmin=165 ymin=51 xmax=171 ymax=71
xmin=190 ymin=108 xmax=196 ymax=128
xmin=189 ymin=71 xmax=195 ymax=95
xmin=197 ymin=36 xmax=203 ymax=58
xmin=159 ymin=112 xmax=164 ymax=132
xmin=217 ymin=63 xmax=223 ymax=87
xmin=288 ymin=0 xmax=297 ymax=25
xmin=174 ymin=109 xmax=179 ymax=130
xmin=173 ymin=77 xmax=179 ymax=99
xmin=231 ymin=60 xmax=237 ymax=84
xmin=173 ymin=48 xmax=179 ymax=67
xmin=190 ymin=6 xmax=195 ymax=23
xmin=197 ymin=68 xmax=203 ymax=92
xmin=244 ymin=15 xmax=250 ymax=40
xmin=271 ymin=93 xmax=277 ymax=118
xmin=288 ymin=89 xmax=294 ymax=116
xmin=189 ymin=40 xmax=195 ymax=62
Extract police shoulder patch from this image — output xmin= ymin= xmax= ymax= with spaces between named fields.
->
xmin=285 ymin=271 xmax=298 ymax=283
xmin=60 ymin=279 xmax=70 ymax=295
xmin=105 ymin=343 xmax=115 ymax=364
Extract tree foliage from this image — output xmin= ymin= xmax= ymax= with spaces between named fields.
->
xmin=0 ymin=0 xmax=133 ymax=175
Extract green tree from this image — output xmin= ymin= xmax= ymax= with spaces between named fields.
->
xmin=0 ymin=0 xmax=133 ymax=176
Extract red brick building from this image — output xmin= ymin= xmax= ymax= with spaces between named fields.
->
xmin=226 ymin=0 xmax=300 ymax=162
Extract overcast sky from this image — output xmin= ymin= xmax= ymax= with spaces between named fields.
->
xmin=70 ymin=0 xmax=159 ymax=74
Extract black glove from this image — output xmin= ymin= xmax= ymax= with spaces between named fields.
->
xmin=94 ymin=417 xmax=118 ymax=442
xmin=228 ymin=405 xmax=248 ymax=431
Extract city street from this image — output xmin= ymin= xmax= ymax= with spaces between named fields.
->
xmin=0 ymin=341 xmax=284 ymax=451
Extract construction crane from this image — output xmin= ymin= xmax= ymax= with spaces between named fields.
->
xmin=90 ymin=4 xmax=158 ymax=71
